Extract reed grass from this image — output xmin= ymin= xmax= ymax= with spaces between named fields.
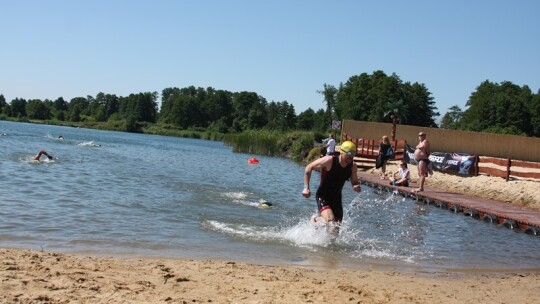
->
xmin=223 ymin=130 xmax=323 ymax=161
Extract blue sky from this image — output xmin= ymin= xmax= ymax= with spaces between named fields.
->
xmin=1 ymin=1 xmax=539 ymax=119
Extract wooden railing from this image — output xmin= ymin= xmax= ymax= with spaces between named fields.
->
xmin=476 ymin=156 xmax=540 ymax=181
xmin=343 ymin=133 xmax=540 ymax=181
xmin=342 ymin=132 xmax=407 ymax=169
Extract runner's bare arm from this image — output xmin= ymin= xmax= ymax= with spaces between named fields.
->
xmin=351 ymin=163 xmax=361 ymax=192
xmin=303 ymin=156 xmax=333 ymax=197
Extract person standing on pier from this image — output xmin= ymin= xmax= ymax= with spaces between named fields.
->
xmin=376 ymin=135 xmax=392 ymax=179
xmin=302 ymin=141 xmax=361 ymax=235
xmin=413 ymin=132 xmax=430 ymax=192
xmin=322 ymin=133 xmax=336 ymax=156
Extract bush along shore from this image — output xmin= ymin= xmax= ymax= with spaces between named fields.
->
xmin=223 ymin=130 xmax=326 ymax=162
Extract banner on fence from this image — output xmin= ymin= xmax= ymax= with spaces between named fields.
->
xmin=404 ymin=144 xmax=476 ymax=175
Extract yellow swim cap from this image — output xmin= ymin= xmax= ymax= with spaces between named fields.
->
xmin=340 ymin=141 xmax=356 ymax=154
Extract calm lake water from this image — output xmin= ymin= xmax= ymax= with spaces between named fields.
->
xmin=1 ymin=121 xmax=538 ymax=272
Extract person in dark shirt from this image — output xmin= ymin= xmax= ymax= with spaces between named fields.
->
xmin=376 ymin=135 xmax=392 ymax=179
xmin=302 ymin=141 xmax=361 ymax=234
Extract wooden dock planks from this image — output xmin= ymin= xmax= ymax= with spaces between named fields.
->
xmin=357 ymin=172 xmax=540 ymax=234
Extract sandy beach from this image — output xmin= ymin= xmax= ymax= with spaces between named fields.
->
xmin=370 ymin=161 xmax=540 ymax=211
xmin=2 ymin=248 xmax=539 ymax=304
xmin=2 ymin=166 xmax=539 ymax=303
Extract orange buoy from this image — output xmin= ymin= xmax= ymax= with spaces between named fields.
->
xmin=248 ymin=157 xmax=259 ymax=164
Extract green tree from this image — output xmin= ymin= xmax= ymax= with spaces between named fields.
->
xmin=83 ymin=95 xmax=95 ymax=116
xmin=71 ymin=105 xmax=81 ymax=122
xmin=56 ymin=110 xmax=66 ymax=121
xmin=2 ymin=104 xmax=12 ymax=117
xmin=104 ymin=94 xmax=120 ymax=119
xmin=159 ymin=87 xmax=181 ymax=124
xmin=53 ymin=97 xmax=68 ymax=112
xmin=461 ymin=80 xmax=532 ymax=135
xmin=247 ymin=98 xmax=268 ymax=130
xmin=69 ymin=97 xmax=89 ymax=120
xmin=401 ymin=82 xmax=438 ymax=127
xmin=0 ymin=94 xmax=6 ymax=112
xmin=333 ymin=70 xmax=438 ymax=127
xmin=159 ymin=86 xmax=212 ymax=128
xmin=297 ymin=108 xmax=315 ymax=130
xmin=318 ymin=84 xmax=338 ymax=125
xmin=440 ymin=105 xmax=463 ymax=129
xmin=335 ymin=73 xmax=372 ymax=121
xmin=118 ymin=92 xmax=158 ymax=123
xmin=529 ymin=90 xmax=540 ymax=137
xmin=52 ymin=97 xmax=68 ymax=120
xmin=383 ymin=99 xmax=407 ymax=124
xmin=313 ymin=109 xmax=328 ymax=132
xmin=202 ymin=88 xmax=233 ymax=128
xmin=10 ymin=98 xmax=27 ymax=117
xmin=383 ymin=99 xmax=408 ymax=140
xmin=266 ymin=101 xmax=296 ymax=131
xmin=26 ymin=99 xmax=51 ymax=119
xmin=231 ymin=92 xmax=267 ymax=131
xmin=124 ymin=114 xmax=139 ymax=132
xmin=90 ymin=93 xmax=106 ymax=121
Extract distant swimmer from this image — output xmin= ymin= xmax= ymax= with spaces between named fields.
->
xmin=258 ymin=200 xmax=273 ymax=209
xmin=34 ymin=149 xmax=53 ymax=161
xmin=58 ymin=135 xmax=64 ymax=139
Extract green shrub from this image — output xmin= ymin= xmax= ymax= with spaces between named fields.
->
xmin=306 ymin=147 xmax=324 ymax=162
xmin=291 ymin=133 xmax=315 ymax=162
xmin=223 ymin=130 xmax=282 ymax=155
xmin=223 ymin=130 xmax=318 ymax=160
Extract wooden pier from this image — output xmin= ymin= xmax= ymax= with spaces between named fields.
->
xmin=358 ymin=172 xmax=540 ymax=236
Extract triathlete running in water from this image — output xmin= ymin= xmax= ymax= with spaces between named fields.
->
xmin=302 ymin=140 xmax=361 ymax=234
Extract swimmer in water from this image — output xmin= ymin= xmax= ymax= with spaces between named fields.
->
xmin=258 ymin=200 xmax=273 ymax=209
xmin=34 ymin=149 xmax=53 ymax=161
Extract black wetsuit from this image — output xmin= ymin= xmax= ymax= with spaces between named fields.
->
xmin=315 ymin=156 xmax=353 ymax=222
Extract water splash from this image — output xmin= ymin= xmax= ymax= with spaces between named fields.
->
xmin=222 ymin=192 xmax=272 ymax=208
xmin=78 ymin=141 xmax=101 ymax=147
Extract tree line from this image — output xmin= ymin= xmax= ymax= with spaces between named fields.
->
xmin=1 ymin=70 xmax=538 ymax=137
xmin=440 ymin=80 xmax=540 ymax=137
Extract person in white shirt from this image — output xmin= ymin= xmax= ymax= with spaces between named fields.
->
xmin=390 ymin=160 xmax=410 ymax=187
xmin=324 ymin=134 xmax=336 ymax=156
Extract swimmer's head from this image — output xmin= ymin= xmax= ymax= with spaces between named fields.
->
xmin=340 ymin=141 xmax=356 ymax=156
